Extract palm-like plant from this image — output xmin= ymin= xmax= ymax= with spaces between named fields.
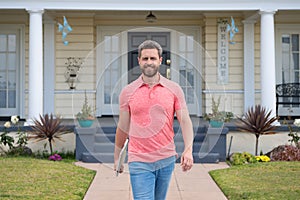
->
xmin=236 ymin=105 xmax=278 ymax=155
xmin=28 ymin=114 xmax=71 ymax=154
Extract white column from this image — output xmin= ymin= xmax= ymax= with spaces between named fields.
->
xmin=43 ymin=17 xmax=55 ymax=115
xmin=27 ymin=9 xmax=44 ymax=121
xmin=259 ymin=10 xmax=277 ymax=117
xmin=243 ymin=19 xmax=256 ymax=113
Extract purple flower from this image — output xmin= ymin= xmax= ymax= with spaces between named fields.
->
xmin=48 ymin=154 xmax=62 ymax=161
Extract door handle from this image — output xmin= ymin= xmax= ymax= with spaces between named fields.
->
xmin=166 ymin=68 xmax=171 ymax=79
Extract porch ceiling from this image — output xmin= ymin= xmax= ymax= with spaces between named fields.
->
xmin=1 ymin=0 xmax=300 ymax=12
xmin=0 ymin=9 xmax=252 ymax=21
xmin=1 ymin=9 xmax=300 ymax=24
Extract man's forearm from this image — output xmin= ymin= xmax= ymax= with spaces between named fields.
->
xmin=177 ymin=109 xmax=194 ymax=153
xmin=114 ymin=127 xmax=128 ymax=161
xmin=180 ymin=117 xmax=194 ymax=153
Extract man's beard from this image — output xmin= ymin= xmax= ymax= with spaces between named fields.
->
xmin=142 ymin=64 xmax=159 ymax=78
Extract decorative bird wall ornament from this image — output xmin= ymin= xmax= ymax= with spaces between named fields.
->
xmin=226 ymin=16 xmax=238 ymax=44
xmin=57 ymin=16 xmax=72 ymax=46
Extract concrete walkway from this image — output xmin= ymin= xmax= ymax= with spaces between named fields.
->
xmin=75 ymin=162 xmax=229 ymax=200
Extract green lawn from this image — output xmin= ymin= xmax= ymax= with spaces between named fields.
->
xmin=0 ymin=157 xmax=96 ymax=200
xmin=210 ymin=161 xmax=300 ymax=200
xmin=2 ymin=157 xmax=299 ymax=200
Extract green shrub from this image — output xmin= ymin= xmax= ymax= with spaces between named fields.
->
xmin=5 ymin=146 xmax=32 ymax=157
xmin=229 ymin=152 xmax=258 ymax=165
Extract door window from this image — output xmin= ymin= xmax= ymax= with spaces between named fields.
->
xmin=103 ymin=35 xmax=121 ymax=105
xmin=178 ymin=35 xmax=196 ymax=104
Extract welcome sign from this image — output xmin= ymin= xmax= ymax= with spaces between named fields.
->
xmin=217 ymin=23 xmax=229 ymax=84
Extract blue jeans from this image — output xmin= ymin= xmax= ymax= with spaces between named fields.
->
xmin=128 ymin=156 xmax=175 ymax=200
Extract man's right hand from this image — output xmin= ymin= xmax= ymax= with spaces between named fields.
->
xmin=114 ymin=159 xmax=124 ymax=175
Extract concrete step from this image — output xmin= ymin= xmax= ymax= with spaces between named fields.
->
xmin=173 ymin=133 xmax=205 ymax=142
xmin=95 ymin=133 xmax=115 ymax=143
xmin=96 ymin=126 xmax=116 ymax=134
xmin=75 ymin=125 xmax=227 ymax=163
xmin=175 ymin=142 xmax=203 ymax=153
xmin=81 ymin=152 xmax=116 ymax=163
xmin=94 ymin=143 xmax=115 ymax=153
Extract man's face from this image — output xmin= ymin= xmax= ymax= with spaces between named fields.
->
xmin=138 ymin=48 xmax=162 ymax=78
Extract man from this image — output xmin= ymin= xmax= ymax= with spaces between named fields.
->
xmin=114 ymin=40 xmax=194 ymax=200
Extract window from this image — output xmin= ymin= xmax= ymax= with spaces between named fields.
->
xmin=281 ymin=34 xmax=300 ymax=83
xmin=0 ymin=34 xmax=17 ymax=109
xmin=277 ymin=30 xmax=300 ymax=115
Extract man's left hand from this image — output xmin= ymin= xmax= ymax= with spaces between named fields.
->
xmin=180 ymin=149 xmax=193 ymax=172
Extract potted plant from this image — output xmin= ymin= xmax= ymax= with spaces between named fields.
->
xmin=204 ymin=96 xmax=233 ymax=128
xmin=76 ymin=91 xmax=95 ymax=127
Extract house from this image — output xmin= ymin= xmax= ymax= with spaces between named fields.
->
xmin=1 ymin=0 xmax=300 ymax=160
xmin=1 ymin=1 xmax=300 ymax=120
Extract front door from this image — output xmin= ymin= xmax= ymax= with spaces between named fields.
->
xmin=96 ymin=27 xmax=201 ymax=116
xmin=128 ymin=32 xmax=171 ymax=83
xmin=0 ymin=30 xmax=20 ymax=116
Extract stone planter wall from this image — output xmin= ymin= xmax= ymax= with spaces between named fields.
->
xmin=226 ymin=132 xmax=291 ymax=156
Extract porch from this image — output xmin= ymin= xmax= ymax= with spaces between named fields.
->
xmin=0 ymin=116 xmax=292 ymax=164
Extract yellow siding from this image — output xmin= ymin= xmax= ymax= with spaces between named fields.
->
xmin=55 ymin=93 xmax=96 ymax=118
xmin=203 ymin=17 xmax=245 ymax=115
xmin=54 ymin=16 xmax=96 ymax=117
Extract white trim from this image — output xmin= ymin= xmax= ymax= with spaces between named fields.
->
xmin=202 ymin=90 xmax=259 ymax=94
xmin=27 ymin=9 xmax=44 ymax=120
xmin=260 ymin=10 xmax=277 ymax=116
xmin=54 ymin=89 xmax=96 ymax=94
xmin=19 ymin=25 xmax=25 ymax=119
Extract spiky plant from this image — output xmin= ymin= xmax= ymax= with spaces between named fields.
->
xmin=76 ymin=90 xmax=94 ymax=120
xmin=28 ymin=114 xmax=71 ymax=154
xmin=236 ymin=105 xmax=278 ymax=155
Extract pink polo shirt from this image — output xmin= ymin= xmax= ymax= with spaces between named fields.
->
xmin=119 ymin=74 xmax=187 ymax=163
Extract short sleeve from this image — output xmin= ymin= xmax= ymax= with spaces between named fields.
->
xmin=119 ymin=88 xmax=130 ymax=111
xmin=174 ymin=84 xmax=188 ymax=111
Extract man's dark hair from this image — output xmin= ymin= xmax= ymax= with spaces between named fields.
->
xmin=138 ymin=40 xmax=163 ymax=58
